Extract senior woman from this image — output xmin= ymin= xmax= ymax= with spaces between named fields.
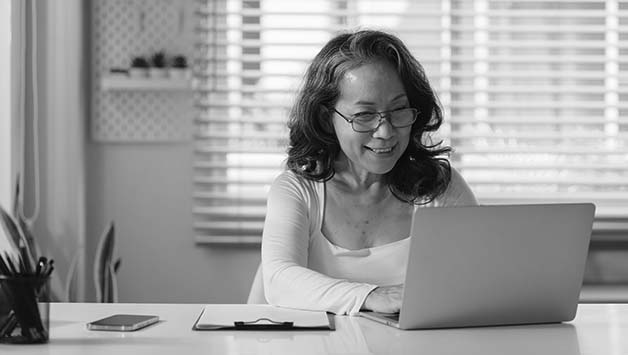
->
xmin=260 ymin=29 xmax=477 ymax=315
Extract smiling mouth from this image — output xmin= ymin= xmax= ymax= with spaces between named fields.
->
xmin=365 ymin=145 xmax=395 ymax=154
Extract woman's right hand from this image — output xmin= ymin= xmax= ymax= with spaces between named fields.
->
xmin=362 ymin=284 xmax=404 ymax=313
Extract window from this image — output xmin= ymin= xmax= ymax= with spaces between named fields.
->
xmin=194 ymin=0 xmax=628 ymax=243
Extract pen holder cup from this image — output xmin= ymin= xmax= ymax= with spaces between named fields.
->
xmin=0 ymin=276 xmax=50 ymax=344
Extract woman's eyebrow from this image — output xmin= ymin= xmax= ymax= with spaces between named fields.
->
xmin=353 ymin=93 xmax=408 ymax=106
xmin=353 ymin=100 xmax=377 ymax=106
xmin=391 ymin=93 xmax=408 ymax=102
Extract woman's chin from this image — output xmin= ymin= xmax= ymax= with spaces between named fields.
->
xmin=364 ymin=161 xmax=397 ymax=175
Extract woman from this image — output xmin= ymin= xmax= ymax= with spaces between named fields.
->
xmin=261 ymin=29 xmax=477 ymax=315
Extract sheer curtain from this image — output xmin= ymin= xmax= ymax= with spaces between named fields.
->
xmin=7 ymin=0 xmax=89 ymax=301
xmin=0 ymin=0 xmax=15 ymax=255
xmin=0 ymin=1 xmax=14 ymax=208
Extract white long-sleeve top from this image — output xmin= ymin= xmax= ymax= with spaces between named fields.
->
xmin=261 ymin=168 xmax=478 ymax=315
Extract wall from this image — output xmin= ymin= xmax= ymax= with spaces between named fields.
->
xmin=85 ymin=143 xmax=261 ymax=303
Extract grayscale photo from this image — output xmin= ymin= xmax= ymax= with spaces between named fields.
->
xmin=0 ymin=0 xmax=627 ymax=353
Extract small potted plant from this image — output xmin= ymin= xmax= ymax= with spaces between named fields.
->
xmin=109 ymin=67 xmax=129 ymax=78
xmin=169 ymin=55 xmax=191 ymax=79
xmin=149 ymin=51 xmax=168 ymax=78
xmin=129 ymin=56 xmax=149 ymax=78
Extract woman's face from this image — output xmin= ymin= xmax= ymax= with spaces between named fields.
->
xmin=332 ymin=60 xmax=411 ymax=178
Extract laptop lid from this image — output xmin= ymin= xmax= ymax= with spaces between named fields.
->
xmin=398 ymin=203 xmax=595 ymax=330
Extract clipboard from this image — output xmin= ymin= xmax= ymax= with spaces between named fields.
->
xmin=192 ymin=304 xmax=335 ymax=331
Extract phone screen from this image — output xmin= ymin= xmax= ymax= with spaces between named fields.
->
xmin=86 ymin=314 xmax=159 ymax=331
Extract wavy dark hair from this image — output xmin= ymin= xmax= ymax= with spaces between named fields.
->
xmin=286 ymin=29 xmax=452 ymax=204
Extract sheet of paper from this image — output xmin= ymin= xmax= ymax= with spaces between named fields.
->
xmin=197 ymin=304 xmax=329 ymax=327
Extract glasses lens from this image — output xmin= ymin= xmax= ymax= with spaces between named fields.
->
xmin=349 ymin=109 xmax=417 ymax=132
xmin=352 ymin=114 xmax=380 ymax=132
xmin=390 ymin=108 xmax=417 ymax=127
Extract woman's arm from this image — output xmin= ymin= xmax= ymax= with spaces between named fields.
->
xmin=261 ymin=172 xmax=377 ymax=315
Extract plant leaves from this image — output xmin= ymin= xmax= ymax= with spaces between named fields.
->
xmin=104 ymin=263 xmax=118 ymax=303
xmin=12 ymin=174 xmax=20 ymax=219
xmin=0 ymin=205 xmax=21 ymax=255
xmin=94 ymin=222 xmax=116 ymax=303
xmin=17 ymin=216 xmax=39 ymax=261
xmin=64 ymin=253 xmax=80 ymax=302
xmin=113 ymin=259 xmax=121 ymax=273
xmin=0 ymin=206 xmax=36 ymax=272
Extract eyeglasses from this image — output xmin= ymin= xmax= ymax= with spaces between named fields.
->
xmin=333 ymin=108 xmax=419 ymax=133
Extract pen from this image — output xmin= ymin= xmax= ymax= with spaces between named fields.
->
xmin=0 ymin=311 xmax=17 ymax=337
xmin=35 ymin=256 xmax=47 ymax=277
xmin=3 ymin=253 xmax=19 ymax=276
xmin=35 ymin=260 xmax=42 ymax=276
xmin=44 ymin=263 xmax=54 ymax=278
xmin=19 ymin=244 xmax=33 ymax=275
xmin=17 ymin=253 xmax=27 ymax=275
xmin=38 ymin=259 xmax=54 ymax=279
xmin=0 ymin=254 xmax=12 ymax=276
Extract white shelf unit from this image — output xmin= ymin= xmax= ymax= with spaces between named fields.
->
xmin=100 ymin=75 xmax=193 ymax=91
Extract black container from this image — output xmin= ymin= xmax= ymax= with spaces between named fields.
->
xmin=0 ymin=275 xmax=50 ymax=344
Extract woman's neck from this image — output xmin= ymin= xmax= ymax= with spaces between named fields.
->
xmin=333 ymin=156 xmax=386 ymax=191
xmin=330 ymin=173 xmax=391 ymax=205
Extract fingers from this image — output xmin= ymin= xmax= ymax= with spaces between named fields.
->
xmin=362 ymin=285 xmax=404 ymax=313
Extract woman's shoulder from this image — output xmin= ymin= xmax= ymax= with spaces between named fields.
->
xmin=270 ymin=169 xmax=322 ymax=199
xmin=273 ymin=169 xmax=319 ymax=187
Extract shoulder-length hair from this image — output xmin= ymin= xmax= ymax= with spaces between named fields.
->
xmin=286 ymin=29 xmax=451 ymax=204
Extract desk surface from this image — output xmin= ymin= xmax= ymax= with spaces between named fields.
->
xmin=1 ymin=303 xmax=627 ymax=354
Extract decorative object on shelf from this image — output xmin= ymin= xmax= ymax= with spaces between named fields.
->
xmin=129 ymin=56 xmax=149 ymax=78
xmin=169 ymin=54 xmax=191 ymax=79
xmin=109 ymin=67 xmax=129 ymax=78
xmin=149 ymin=51 xmax=168 ymax=78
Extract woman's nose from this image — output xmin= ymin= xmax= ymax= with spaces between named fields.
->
xmin=371 ymin=117 xmax=395 ymax=139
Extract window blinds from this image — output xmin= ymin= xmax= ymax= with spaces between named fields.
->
xmin=194 ymin=0 xmax=628 ymax=244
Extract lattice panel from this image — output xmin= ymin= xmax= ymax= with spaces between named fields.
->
xmin=92 ymin=0 xmax=195 ymax=142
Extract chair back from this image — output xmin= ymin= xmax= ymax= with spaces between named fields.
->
xmin=247 ymin=263 xmax=266 ymax=304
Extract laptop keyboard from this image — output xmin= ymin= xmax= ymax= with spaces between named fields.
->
xmin=380 ymin=313 xmax=400 ymax=322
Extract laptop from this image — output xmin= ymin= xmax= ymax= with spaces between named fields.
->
xmin=359 ymin=203 xmax=595 ymax=329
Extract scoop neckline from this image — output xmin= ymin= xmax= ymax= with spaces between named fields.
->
xmin=317 ymin=231 xmax=411 ymax=252
xmin=319 ymin=179 xmax=412 ymax=252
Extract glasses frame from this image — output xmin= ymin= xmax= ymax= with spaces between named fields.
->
xmin=333 ymin=108 xmax=419 ymax=133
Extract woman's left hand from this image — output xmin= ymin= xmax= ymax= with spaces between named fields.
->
xmin=362 ymin=284 xmax=404 ymax=313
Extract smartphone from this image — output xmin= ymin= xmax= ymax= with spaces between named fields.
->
xmin=86 ymin=314 xmax=159 ymax=331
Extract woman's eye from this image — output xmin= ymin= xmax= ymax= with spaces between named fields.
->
xmin=353 ymin=112 xmax=377 ymax=120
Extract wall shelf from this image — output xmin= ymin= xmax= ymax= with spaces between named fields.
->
xmin=100 ymin=75 xmax=193 ymax=91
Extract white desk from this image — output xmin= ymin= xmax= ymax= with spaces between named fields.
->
xmin=1 ymin=303 xmax=628 ymax=354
